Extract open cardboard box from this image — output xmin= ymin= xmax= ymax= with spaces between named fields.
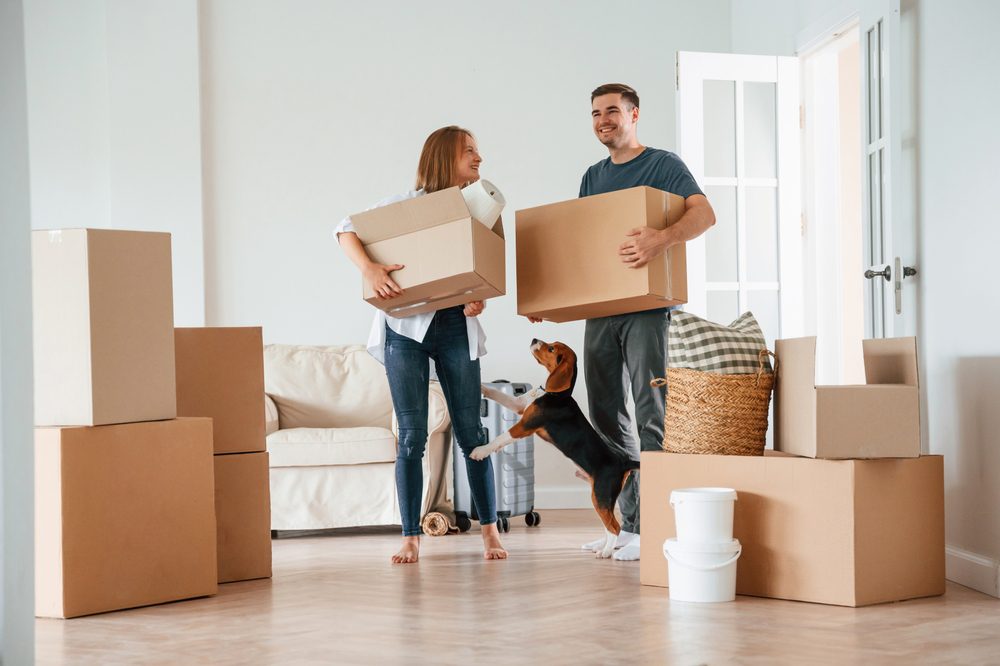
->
xmin=639 ymin=450 xmax=945 ymax=607
xmin=350 ymin=187 xmax=505 ymax=317
xmin=515 ymin=186 xmax=686 ymax=322
xmin=775 ymin=336 xmax=920 ymax=458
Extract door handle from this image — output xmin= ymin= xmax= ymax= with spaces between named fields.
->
xmin=864 ymin=265 xmax=892 ymax=281
xmin=865 ymin=260 xmax=917 ymax=315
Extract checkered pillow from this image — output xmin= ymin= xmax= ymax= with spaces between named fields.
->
xmin=668 ymin=311 xmax=772 ymax=374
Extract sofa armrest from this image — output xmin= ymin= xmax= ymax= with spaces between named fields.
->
xmin=426 ymin=381 xmax=451 ymax=435
xmin=264 ymin=393 xmax=280 ymax=436
xmin=391 ymin=380 xmax=452 ymax=437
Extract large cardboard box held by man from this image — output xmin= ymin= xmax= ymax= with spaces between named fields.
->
xmin=350 ymin=187 xmax=505 ymax=317
xmin=515 ymin=186 xmax=687 ymax=322
xmin=31 ymin=228 xmax=176 ymax=426
xmin=175 ymin=327 xmax=266 ymax=455
xmin=639 ymin=451 xmax=945 ymax=607
xmin=35 ymin=418 xmax=217 ymax=618
xmin=775 ymin=336 xmax=920 ymax=458
xmin=214 ymin=452 xmax=272 ymax=583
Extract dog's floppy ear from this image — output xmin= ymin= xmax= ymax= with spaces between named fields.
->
xmin=544 ymin=347 xmax=576 ymax=393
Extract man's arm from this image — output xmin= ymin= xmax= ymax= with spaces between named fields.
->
xmin=619 ymin=194 xmax=715 ymax=268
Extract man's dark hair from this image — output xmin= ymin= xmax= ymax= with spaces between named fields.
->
xmin=591 ymin=83 xmax=639 ymax=110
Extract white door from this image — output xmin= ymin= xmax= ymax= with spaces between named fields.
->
xmin=676 ymin=51 xmax=802 ymax=349
xmin=860 ymin=0 xmax=918 ymax=337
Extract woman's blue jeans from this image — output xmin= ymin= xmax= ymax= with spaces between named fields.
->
xmin=384 ymin=306 xmax=497 ymax=536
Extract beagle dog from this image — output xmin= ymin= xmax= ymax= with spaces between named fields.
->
xmin=470 ymin=339 xmax=640 ymax=559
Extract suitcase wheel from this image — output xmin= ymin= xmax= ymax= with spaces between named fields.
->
xmin=525 ymin=511 xmax=541 ymax=527
xmin=456 ymin=512 xmax=472 ymax=533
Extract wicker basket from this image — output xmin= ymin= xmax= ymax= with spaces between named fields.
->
xmin=650 ymin=350 xmax=776 ymax=456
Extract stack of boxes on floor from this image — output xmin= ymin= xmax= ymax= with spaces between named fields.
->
xmin=174 ymin=326 xmax=271 ymax=584
xmin=32 ymin=229 xmax=270 ymax=620
xmin=640 ymin=336 xmax=945 ymax=608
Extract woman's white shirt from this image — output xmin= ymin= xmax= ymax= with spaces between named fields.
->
xmin=335 ymin=190 xmax=487 ymax=367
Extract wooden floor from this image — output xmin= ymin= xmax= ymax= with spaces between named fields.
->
xmin=36 ymin=510 xmax=1000 ymax=665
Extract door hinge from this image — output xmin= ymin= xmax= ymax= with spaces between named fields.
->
xmin=799 ymin=104 xmax=805 ymax=129
xmin=800 ymin=212 xmax=807 ymax=236
xmin=675 ymin=56 xmax=680 ymax=91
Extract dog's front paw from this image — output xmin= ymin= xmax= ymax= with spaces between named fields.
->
xmin=469 ymin=445 xmax=491 ymax=461
xmin=595 ymin=547 xmax=614 ymax=559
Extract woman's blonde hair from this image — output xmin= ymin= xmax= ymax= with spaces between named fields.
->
xmin=415 ymin=126 xmax=474 ymax=193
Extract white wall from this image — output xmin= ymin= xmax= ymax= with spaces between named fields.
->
xmin=916 ymin=0 xmax=1000 ymax=594
xmin=24 ymin=0 xmax=206 ymax=326
xmin=1 ymin=0 xmax=36 ymax=660
xmin=733 ymin=0 xmax=1000 ymax=596
xmin=199 ymin=0 xmax=732 ymax=506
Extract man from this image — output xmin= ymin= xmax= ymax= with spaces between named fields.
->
xmin=578 ymin=83 xmax=715 ymax=560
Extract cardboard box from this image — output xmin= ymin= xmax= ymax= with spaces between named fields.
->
xmin=515 ymin=186 xmax=687 ymax=322
xmin=31 ymin=228 xmax=176 ymax=426
xmin=775 ymin=336 xmax=920 ymax=458
xmin=350 ymin=187 xmax=505 ymax=317
xmin=214 ymin=452 xmax=272 ymax=583
xmin=35 ymin=418 xmax=217 ymax=618
xmin=639 ymin=451 xmax=945 ymax=607
xmin=175 ymin=327 xmax=266 ymax=454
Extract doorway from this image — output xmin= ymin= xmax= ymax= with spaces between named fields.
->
xmin=800 ymin=24 xmax=865 ymax=384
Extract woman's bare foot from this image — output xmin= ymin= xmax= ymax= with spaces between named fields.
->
xmin=391 ymin=536 xmax=420 ymax=564
xmin=481 ymin=523 xmax=508 ymax=560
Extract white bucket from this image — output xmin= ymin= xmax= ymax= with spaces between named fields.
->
xmin=670 ymin=487 xmax=737 ymax=543
xmin=663 ymin=538 xmax=741 ymax=603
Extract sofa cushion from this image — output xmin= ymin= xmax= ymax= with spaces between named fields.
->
xmin=267 ymin=427 xmax=396 ymax=467
xmin=264 ymin=344 xmax=393 ymax=430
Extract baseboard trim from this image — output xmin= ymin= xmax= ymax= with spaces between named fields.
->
xmin=946 ymin=545 xmax=1000 ymax=598
xmin=534 ymin=485 xmax=592 ymax=510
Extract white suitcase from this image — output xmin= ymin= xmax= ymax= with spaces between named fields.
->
xmin=453 ymin=380 xmax=540 ymax=533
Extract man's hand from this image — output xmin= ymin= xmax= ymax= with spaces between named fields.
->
xmin=619 ymin=227 xmax=668 ymax=268
xmin=363 ymin=263 xmax=404 ymax=299
xmin=464 ymin=300 xmax=485 ymax=317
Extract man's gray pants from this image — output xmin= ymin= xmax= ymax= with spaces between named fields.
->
xmin=583 ymin=308 xmax=669 ymax=535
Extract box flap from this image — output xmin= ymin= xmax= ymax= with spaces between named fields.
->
xmin=863 ymin=337 xmax=919 ymax=386
xmin=350 ymin=187 xmax=470 ymax=244
xmin=774 ymin=337 xmax=819 ymax=455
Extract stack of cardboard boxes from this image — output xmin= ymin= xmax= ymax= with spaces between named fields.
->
xmin=33 ymin=229 xmax=271 ymax=619
xmin=640 ymin=336 xmax=945 ymax=607
xmin=175 ymin=327 xmax=272 ymax=584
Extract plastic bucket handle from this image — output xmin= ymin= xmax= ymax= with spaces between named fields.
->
xmin=664 ymin=545 xmax=742 ymax=572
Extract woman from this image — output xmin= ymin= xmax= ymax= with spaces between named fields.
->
xmin=335 ymin=126 xmax=506 ymax=564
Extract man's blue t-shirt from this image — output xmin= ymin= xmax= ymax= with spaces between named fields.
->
xmin=579 ymin=147 xmax=703 ymax=199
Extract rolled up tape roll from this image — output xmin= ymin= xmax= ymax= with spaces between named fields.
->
xmin=461 ymin=179 xmax=506 ymax=228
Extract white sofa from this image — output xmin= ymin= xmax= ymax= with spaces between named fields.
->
xmin=263 ymin=344 xmax=453 ymax=531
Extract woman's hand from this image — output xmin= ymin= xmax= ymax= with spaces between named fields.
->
xmin=464 ymin=300 xmax=485 ymax=317
xmin=526 ymin=316 xmax=543 ymax=323
xmin=363 ymin=262 xmax=405 ymax=299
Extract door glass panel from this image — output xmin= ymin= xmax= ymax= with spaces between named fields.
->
xmin=867 ymin=23 xmax=882 ymax=143
xmin=704 ymin=80 xmax=736 ymax=177
xmin=707 ymin=290 xmax=739 ymax=326
xmin=704 ymin=185 xmax=737 ymax=282
xmin=747 ymin=290 xmax=780 ymax=348
xmin=743 ymin=82 xmax=777 ymax=178
xmin=745 ymin=187 xmax=778 ymax=282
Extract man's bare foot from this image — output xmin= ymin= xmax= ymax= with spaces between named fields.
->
xmin=391 ymin=536 xmax=420 ymax=564
xmin=482 ymin=523 xmax=508 ymax=560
